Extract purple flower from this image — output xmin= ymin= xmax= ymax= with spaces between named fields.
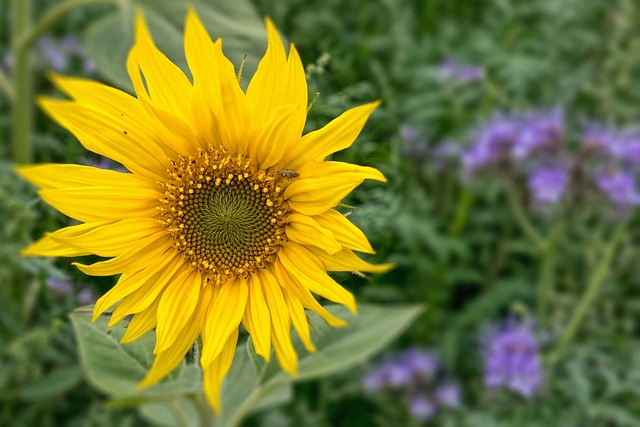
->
xmin=482 ymin=319 xmax=543 ymax=399
xmin=409 ymin=394 xmax=437 ymax=421
xmin=363 ymin=359 xmax=413 ymax=392
xmin=606 ymin=133 xmax=640 ymax=166
xmin=37 ymin=35 xmax=68 ymax=72
xmin=438 ymin=59 xmax=485 ymax=82
xmin=462 ymin=113 xmax=519 ymax=175
xmin=527 ymin=167 xmax=569 ymax=204
xmin=78 ymin=288 xmax=96 ymax=305
xmin=433 ymin=382 xmax=461 ymax=408
xmin=580 ymin=123 xmax=619 ymax=156
xmin=400 ymin=125 xmax=418 ymax=143
xmin=399 ymin=125 xmax=428 ymax=158
xmin=511 ymin=109 xmax=564 ymax=159
xmin=61 ymin=35 xmax=81 ymax=53
xmin=46 ymin=277 xmax=72 ymax=298
xmin=595 ymin=170 xmax=640 ymax=208
xmin=398 ymin=349 xmax=440 ymax=381
xmin=364 ymin=348 xmax=440 ymax=392
xmin=84 ymin=156 xmax=125 ymax=171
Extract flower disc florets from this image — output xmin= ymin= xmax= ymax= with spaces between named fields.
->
xmin=159 ymin=145 xmax=289 ymax=284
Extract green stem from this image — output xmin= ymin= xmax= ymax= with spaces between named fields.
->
xmin=554 ymin=222 xmax=626 ymax=354
xmin=11 ymin=0 xmax=33 ymax=164
xmin=503 ymin=179 xmax=546 ymax=251
xmin=18 ymin=0 xmax=122 ymax=51
xmin=537 ymin=224 xmax=560 ymax=327
xmin=0 ymin=67 xmax=14 ymax=101
xmin=448 ymin=187 xmax=473 ymax=237
xmin=191 ymin=339 xmax=215 ymax=427
xmin=226 ymin=377 xmax=290 ymax=427
xmin=167 ymin=398 xmax=192 ymax=427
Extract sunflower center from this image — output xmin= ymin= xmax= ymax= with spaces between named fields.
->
xmin=158 ymin=145 xmax=289 ymax=284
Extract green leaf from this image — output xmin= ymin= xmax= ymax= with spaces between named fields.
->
xmin=20 ymin=365 xmax=83 ymax=400
xmin=69 ymin=308 xmax=199 ymax=399
xmin=69 ymin=309 xmax=153 ymax=396
xmin=82 ymin=0 xmax=266 ymax=92
xmin=280 ymin=303 xmax=423 ymax=382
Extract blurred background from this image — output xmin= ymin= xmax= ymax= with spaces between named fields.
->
xmin=2 ymin=0 xmax=640 ymax=425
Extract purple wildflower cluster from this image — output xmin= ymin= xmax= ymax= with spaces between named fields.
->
xmin=364 ymin=348 xmax=460 ymax=422
xmin=461 ymin=109 xmax=640 ymax=212
xmin=482 ymin=319 xmax=543 ymax=399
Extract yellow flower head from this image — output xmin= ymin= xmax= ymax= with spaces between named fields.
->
xmin=18 ymin=10 xmax=390 ymax=412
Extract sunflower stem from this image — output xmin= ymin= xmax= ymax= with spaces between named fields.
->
xmin=191 ymin=338 xmax=215 ymax=427
xmin=226 ymin=377 xmax=290 ymax=427
xmin=167 ymin=398 xmax=193 ymax=427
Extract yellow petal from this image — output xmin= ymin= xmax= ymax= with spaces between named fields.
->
xmin=260 ymin=271 xmax=297 ymax=375
xmin=295 ymin=161 xmax=386 ymax=182
xmin=215 ymin=51 xmax=250 ymax=155
xmin=34 ymin=218 xmax=161 ymax=258
xmin=241 ymin=273 xmax=271 ymax=361
xmin=130 ymin=12 xmax=192 ymax=123
xmin=38 ymin=185 xmax=160 ymax=224
xmin=308 ymin=247 xmax=394 ymax=273
xmin=279 ymin=243 xmax=356 ymax=313
xmin=93 ymin=252 xmax=180 ymax=321
xmin=285 ymin=213 xmax=342 ymax=255
xmin=201 ymin=278 xmax=248 ymax=366
xmin=125 ymin=48 xmax=200 ymax=156
xmin=120 ymin=297 xmax=160 ymax=343
xmin=155 ymin=269 xmax=202 ymax=353
xmin=48 ymin=74 xmax=181 ymax=158
xmin=249 ymin=104 xmax=297 ymax=170
xmin=108 ymin=258 xmax=186 ymax=325
xmin=284 ymin=178 xmax=366 ymax=216
xmin=283 ymin=162 xmax=385 ymax=217
xmin=37 ymin=99 xmax=168 ymax=181
xmin=202 ymin=328 xmax=238 ymax=413
xmin=281 ymin=287 xmax=316 ymax=352
xmin=22 ymin=234 xmax=90 ymax=257
xmin=138 ymin=284 xmax=213 ymax=389
xmin=313 ymin=209 xmax=374 ymax=254
xmin=273 ymin=260 xmax=347 ymax=328
xmin=184 ymin=14 xmax=249 ymax=155
xmin=283 ymin=101 xmax=380 ymax=170
xmin=246 ymin=18 xmax=307 ymax=153
xmin=246 ymin=18 xmax=287 ymax=125
xmin=15 ymin=163 xmax=154 ymax=190
xmin=184 ymin=9 xmax=224 ymax=149
xmin=73 ymin=233 xmax=172 ymax=276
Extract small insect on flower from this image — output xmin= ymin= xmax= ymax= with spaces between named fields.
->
xmin=277 ymin=169 xmax=300 ymax=179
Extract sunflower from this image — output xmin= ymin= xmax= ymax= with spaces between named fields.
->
xmin=18 ymin=10 xmax=390 ymax=411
